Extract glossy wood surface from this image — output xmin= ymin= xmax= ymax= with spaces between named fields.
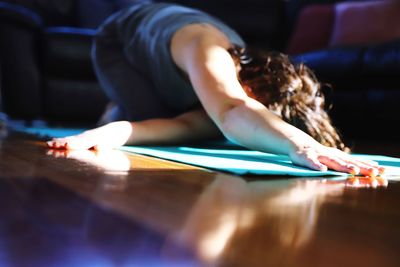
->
xmin=1 ymin=127 xmax=400 ymax=267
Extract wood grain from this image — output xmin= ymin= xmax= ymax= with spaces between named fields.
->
xmin=1 ymin=129 xmax=399 ymax=267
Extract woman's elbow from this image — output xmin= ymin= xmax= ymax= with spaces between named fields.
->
xmin=216 ymin=101 xmax=247 ymax=139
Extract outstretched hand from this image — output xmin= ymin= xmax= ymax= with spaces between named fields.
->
xmin=46 ymin=121 xmax=385 ymax=176
xmin=289 ymin=144 xmax=385 ymax=176
xmin=46 ymin=121 xmax=133 ymax=150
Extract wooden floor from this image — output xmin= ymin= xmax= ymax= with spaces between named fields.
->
xmin=1 ymin=126 xmax=400 ymax=267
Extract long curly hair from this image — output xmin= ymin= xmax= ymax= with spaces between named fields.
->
xmin=228 ymin=46 xmax=348 ymax=151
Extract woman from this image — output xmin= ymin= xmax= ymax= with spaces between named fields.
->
xmin=47 ymin=2 xmax=383 ymax=176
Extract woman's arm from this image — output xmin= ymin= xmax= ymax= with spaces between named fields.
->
xmin=47 ymin=109 xmax=221 ymax=150
xmin=171 ymin=24 xmax=382 ymax=176
xmin=128 ymin=109 xmax=221 ymax=145
xmin=171 ymin=25 xmax=305 ymax=154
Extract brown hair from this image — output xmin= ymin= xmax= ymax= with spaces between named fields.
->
xmin=229 ymin=46 xmax=348 ymax=151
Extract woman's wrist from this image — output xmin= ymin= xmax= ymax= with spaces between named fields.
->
xmin=285 ymin=132 xmax=322 ymax=155
xmin=95 ymin=121 xmax=134 ymax=148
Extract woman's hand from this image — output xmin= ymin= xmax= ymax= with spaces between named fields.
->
xmin=289 ymin=143 xmax=385 ymax=176
xmin=46 ymin=121 xmax=133 ymax=150
xmin=47 ymin=110 xmax=220 ymax=150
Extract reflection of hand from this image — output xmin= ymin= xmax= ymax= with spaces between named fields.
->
xmin=289 ymin=143 xmax=385 ymax=176
xmin=323 ymin=176 xmax=388 ymax=188
xmin=47 ymin=148 xmax=131 ymax=173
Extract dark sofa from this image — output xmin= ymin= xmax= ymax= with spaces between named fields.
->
xmin=0 ymin=0 xmax=286 ymax=126
xmin=0 ymin=0 xmax=132 ymax=124
xmin=285 ymin=1 xmax=400 ymax=140
xmin=0 ymin=0 xmax=398 ymax=141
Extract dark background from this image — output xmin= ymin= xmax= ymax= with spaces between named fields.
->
xmin=0 ymin=0 xmax=398 ymax=143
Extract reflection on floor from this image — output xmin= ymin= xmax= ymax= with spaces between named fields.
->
xmin=1 ymin=128 xmax=400 ymax=267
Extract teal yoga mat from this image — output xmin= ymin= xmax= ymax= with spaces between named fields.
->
xmin=120 ymin=145 xmax=400 ymax=177
xmin=16 ymin=126 xmax=86 ymax=138
xmin=14 ymin=126 xmax=400 ymax=177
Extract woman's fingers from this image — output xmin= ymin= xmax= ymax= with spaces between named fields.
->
xmin=334 ymin=152 xmax=383 ymax=176
xmin=47 ymin=138 xmax=68 ymax=149
xmin=291 ymin=146 xmax=384 ymax=176
xmin=46 ymin=122 xmax=132 ymax=151
xmin=345 ymin=157 xmax=386 ymax=175
xmin=293 ymin=149 xmax=358 ymax=174
xmin=344 ymin=159 xmax=379 ymax=176
xmin=318 ymin=151 xmax=384 ymax=177
xmin=46 ymin=135 xmax=97 ymax=150
xmin=318 ymin=155 xmax=360 ymax=175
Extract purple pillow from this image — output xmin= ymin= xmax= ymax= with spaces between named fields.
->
xmin=285 ymin=4 xmax=335 ymax=55
xmin=330 ymin=0 xmax=400 ymax=47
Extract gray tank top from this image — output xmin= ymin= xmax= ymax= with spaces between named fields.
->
xmin=112 ymin=2 xmax=245 ymax=111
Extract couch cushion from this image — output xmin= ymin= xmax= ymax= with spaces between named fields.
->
xmin=0 ymin=1 xmax=43 ymax=27
xmin=286 ymin=4 xmax=334 ymax=55
xmin=44 ymin=79 xmax=108 ymax=123
xmin=2 ymin=0 xmax=77 ymax=26
xmin=330 ymin=0 xmax=400 ymax=47
xmin=292 ymin=39 xmax=400 ymax=87
xmin=77 ymin=0 xmax=117 ymax=29
xmin=363 ymin=38 xmax=400 ymax=77
xmin=0 ymin=2 xmax=43 ymax=119
xmin=77 ymin=0 xmax=147 ymax=28
xmin=291 ymin=46 xmax=364 ymax=81
xmin=43 ymin=27 xmax=96 ymax=80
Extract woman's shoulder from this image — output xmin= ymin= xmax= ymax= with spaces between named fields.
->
xmin=171 ymin=23 xmax=233 ymax=69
